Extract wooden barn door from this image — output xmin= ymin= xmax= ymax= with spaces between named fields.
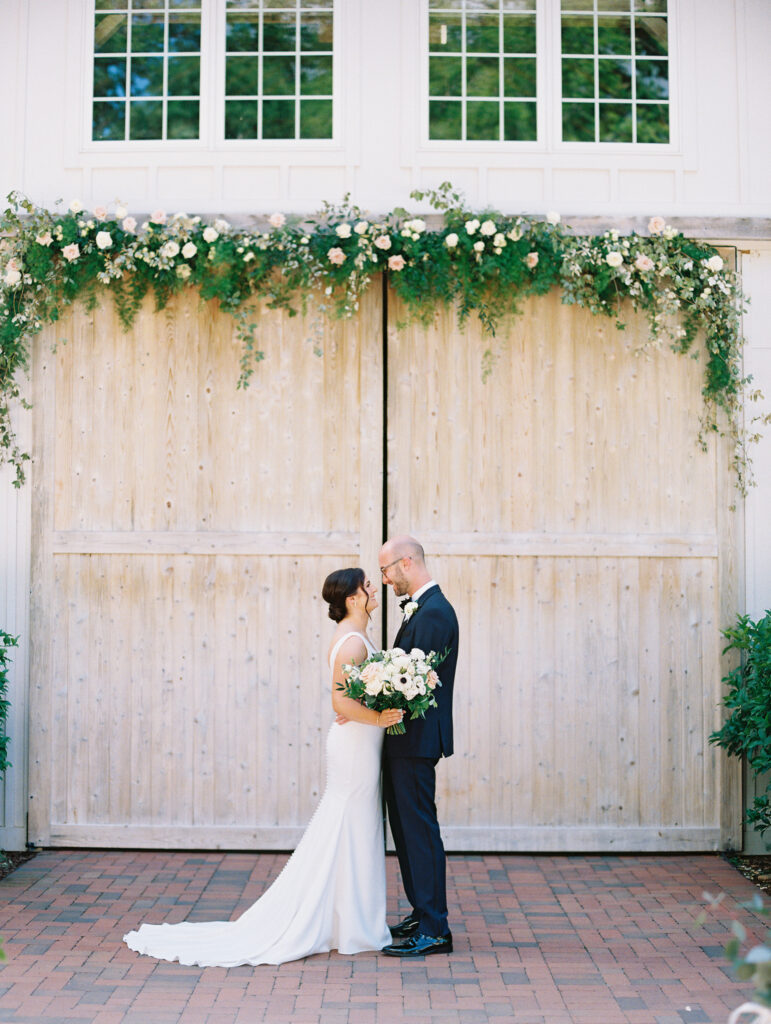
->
xmin=28 ymin=281 xmax=739 ymax=851
xmin=385 ymin=289 xmax=739 ymax=851
xmin=28 ymin=286 xmax=383 ymax=848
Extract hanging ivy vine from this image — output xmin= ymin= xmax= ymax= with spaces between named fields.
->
xmin=0 ymin=184 xmax=765 ymax=491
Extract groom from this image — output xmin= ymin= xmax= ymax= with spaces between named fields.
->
xmin=379 ymin=535 xmax=459 ymax=957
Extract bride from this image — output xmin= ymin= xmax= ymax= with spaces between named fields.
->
xmin=123 ymin=567 xmax=402 ymax=967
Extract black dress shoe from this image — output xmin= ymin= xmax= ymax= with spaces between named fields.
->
xmin=389 ymin=913 xmax=419 ymax=939
xmin=382 ymin=932 xmax=453 ymax=957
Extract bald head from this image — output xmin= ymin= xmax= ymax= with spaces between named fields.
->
xmin=379 ymin=534 xmax=430 ymax=598
xmin=381 ymin=535 xmax=425 ymax=565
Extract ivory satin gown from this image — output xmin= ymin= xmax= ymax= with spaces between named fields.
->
xmin=123 ymin=631 xmax=391 ymax=967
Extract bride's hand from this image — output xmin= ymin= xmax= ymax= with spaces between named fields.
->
xmin=377 ymin=709 xmax=404 ymax=729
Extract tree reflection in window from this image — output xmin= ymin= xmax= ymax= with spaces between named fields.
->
xmin=92 ymin=0 xmax=201 ymax=141
xmin=561 ymin=0 xmax=669 ymax=144
xmin=225 ymin=0 xmax=334 ymax=140
xmin=428 ymin=0 xmax=537 ymax=142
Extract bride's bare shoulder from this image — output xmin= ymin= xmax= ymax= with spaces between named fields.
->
xmin=328 ymin=630 xmax=368 ymax=669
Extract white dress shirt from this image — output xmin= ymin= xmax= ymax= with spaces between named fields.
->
xmin=409 ymin=580 xmax=438 ymax=604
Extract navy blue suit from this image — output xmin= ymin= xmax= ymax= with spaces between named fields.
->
xmin=383 ymin=584 xmax=459 ymax=937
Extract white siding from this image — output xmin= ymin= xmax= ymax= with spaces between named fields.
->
xmin=0 ymin=0 xmax=768 ymax=217
xmin=740 ymin=245 xmax=771 ymax=855
xmin=0 ymin=396 xmax=31 ymax=852
xmin=742 ymin=247 xmax=771 ymax=621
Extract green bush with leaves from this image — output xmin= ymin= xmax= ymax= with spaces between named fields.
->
xmin=710 ymin=611 xmax=771 ymax=837
xmin=700 ymin=892 xmax=771 ymax=1015
xmin=0 ymin=630 xmax=17 ymax=777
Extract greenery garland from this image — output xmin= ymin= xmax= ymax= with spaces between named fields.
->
xmin=0 ymin=184 xmax=765 ymax=490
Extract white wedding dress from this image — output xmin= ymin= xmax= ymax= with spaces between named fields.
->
xmin=123 ymin=631 xmax=391 ymax=966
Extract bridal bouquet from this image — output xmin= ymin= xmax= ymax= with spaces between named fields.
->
xmin=339 ymin=647 xmax=444 ymax=735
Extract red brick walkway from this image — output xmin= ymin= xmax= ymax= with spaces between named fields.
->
xmin=0 ymin=851 xmax=766 ymax=1023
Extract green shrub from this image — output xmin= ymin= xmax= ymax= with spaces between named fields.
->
xmin=0 ymin=630 xmax=18 ymax=777
xmin=710 ymin=611 xmax=771 ymax=836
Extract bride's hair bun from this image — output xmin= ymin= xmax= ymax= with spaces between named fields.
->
xmin=322 ymin=568 xmax=365 ymax=623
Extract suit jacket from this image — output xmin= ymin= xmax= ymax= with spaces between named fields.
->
xmin=384 ymin=584 xmax=459 ymax=760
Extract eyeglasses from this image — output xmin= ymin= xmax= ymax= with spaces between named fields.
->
xmin=380 ymin=556 xmax=409 ymax=577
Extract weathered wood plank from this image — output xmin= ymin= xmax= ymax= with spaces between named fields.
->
xmin=388 ymin=286 xmax=737 ymax=850
xmin=47 ymin=823 xmax=724 ymax=852
xmin=51 ymin=531 xmax=360 ymax=555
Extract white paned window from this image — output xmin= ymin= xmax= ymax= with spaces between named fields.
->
xmin=92 ymin=0 xmax=202 ymax=141
xmin=90 ymin=0 xmax=335 ymax=144
xmin=425 ymin=0 xmax=671 ymax=146
xmin=428 ymin=0 xmax=538 ymax=142
xmin=224 ymin=0 xmax=334 ymax=140
xmin=561 ymin=0 xmax=669 ymax=143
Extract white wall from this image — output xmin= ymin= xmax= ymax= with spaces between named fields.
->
xmin=0 ymin=0 xmax=770 ymax=851
xmin=0 ymin=0 xmax=769 ymax=217
xmin=740 ymin=245 xmax=771 ymax=855
xmin=743 ymin=247 xmax=771 ymax=621
xmin=0 ymin=397 xmax=31 ymax=852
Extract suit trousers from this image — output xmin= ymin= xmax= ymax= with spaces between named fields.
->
xmin=383 ymin=754 xmax=449 ymax=938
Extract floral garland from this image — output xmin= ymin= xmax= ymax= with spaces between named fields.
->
xmin=0 ymin=185 xmax=764 ymax=491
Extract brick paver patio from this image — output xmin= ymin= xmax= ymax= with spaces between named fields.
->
xmin=0 ymin=850 xmax=767 ymax=1023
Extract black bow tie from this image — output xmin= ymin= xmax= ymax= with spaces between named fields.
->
xmin=399 ymin=597 xmax=410 ymax=610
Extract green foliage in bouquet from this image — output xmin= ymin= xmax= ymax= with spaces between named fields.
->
xmin=339 ymin=647 xmax=445 ymax=735
xmin=710 ymin=611 xmax=771 ymax=838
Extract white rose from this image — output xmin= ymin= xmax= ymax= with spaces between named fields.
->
xmin=465 ymin=219 xmax=480 ymax=235
xmin=374 ymin=234 xmax=392 ymax=250
xmin=704 ymin=254 xmax=724 ymax=273
xmin=182 ymin=242 xmax=197 ymax=259
xmin=647 ymin=216 xmax=666 ymax=235
xmin=480 ymin=219 xmax=496 ymax=236
xmin=546 ymin=210 xmax=561 ymax=225
xmin=507 ymin=226 xmax=522 ymax=242
xmin=493 ymin=233 xmax=506 ymax=248
xmin=473 ymin=240 xmax=485 ymax=252
xmin=35 ymin=231 xmax=53 ymax=247
xmin=4 ymin=267 xmax=21 ymax=287
xmin=444 ymin=233 xmax=459 ymax=248
xmin=122 ymin=216 xmax=137 ymax=234
xmin=335 ymin=223 xmax=352 ymax=239
xmin=354 ymin=220 xmax=369 ymax=235
xmin=663 ymin=226 xmax=677 ymax=240
xmin=214 ymin=218 xmax=230 ymax=233
xmin=268 ymin=212 xmax=286 ymax=228
xmin=115 ymin=204 xmax=128 ymax=220
xmin=161 ymin=240 xmax=180 ymax=259
xmin=404 ymin=218 xmax=426 ymax=234
xmin=95 ymin=231 xmax=112 ymax=250
xmin=606 ymin=251 xmax=624 ymax=268
xmin=69 ymin=199 xmax=83 ymax=214
xmin=176 ymin=264 xmax=191 ymax=279
xmin=410 ymin=649 xmax=425 ymax=661
xmin=203 ymin=226 xmax=219 ymax=243
xmin=93 ymin=206 xmax=108 ymax=221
